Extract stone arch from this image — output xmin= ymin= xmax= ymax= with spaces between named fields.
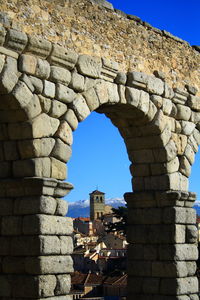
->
xmin=0 ymin=25 xmax=199 ymax=300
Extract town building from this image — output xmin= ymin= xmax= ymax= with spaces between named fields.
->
xmin=90 ymin=190 xmax=105 ymax=221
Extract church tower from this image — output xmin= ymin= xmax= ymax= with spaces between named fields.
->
xmin=90 ymin=190 xmax=105 ymax=221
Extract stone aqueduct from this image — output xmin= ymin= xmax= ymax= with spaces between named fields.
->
xmin=0 ymin=0 xmax=200 ymax=299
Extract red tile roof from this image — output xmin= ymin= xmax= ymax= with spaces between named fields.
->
xmin=90 ymin=190 xmax=105 ymax=195
xmin=85 ymin=273 xmax=105 ymax=285
xmin=71 ymin=272 xmax=88 ymax=285
xmin=71 ymin=272 xmax=127 ymax=287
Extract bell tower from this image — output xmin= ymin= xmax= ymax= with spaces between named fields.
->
xmin=90 ymin=190 xmax=105 ymax=221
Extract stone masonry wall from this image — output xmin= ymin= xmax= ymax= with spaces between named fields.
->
xmin=0 ymin=0 xmax=200 ymax=92
xmin=0 ymin=1 xmax=200 ymax=299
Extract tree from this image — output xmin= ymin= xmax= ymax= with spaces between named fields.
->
xmin=105 ymin=205 xmax=127 ymax=236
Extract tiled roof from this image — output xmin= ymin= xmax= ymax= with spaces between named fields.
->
xmin=75 ymin=217 xmax=90 ymax=222
xmin=85 ymin=273 xmax=105 ymax=285
xmin=90 ymin=190 xmax=105 ymax=195
xmin=71 ymin=272 xmax=88 ymax=285
xmin=71 ymin=272 xmax=127 ymax=287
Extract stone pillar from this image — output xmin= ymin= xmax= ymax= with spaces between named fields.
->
xmin=0 ymin=177 xmax=73 ymax=300
xmin=125 ymin=191 xmax=199 ymax=300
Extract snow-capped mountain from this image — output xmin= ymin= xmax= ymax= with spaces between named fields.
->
xmin=67 ymin=198 xmax=126 ymax=218
xmin=67 ymin=198 xmax=200 ymax=218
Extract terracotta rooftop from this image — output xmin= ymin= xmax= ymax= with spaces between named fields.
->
xmin=71 ymin=272 xmax=127 ymax=287
xmin=75 ymin=217 xmax=90 ymax=222
xmin=71 ymin=272 xmax=88 ymax=285
xmin=85 ymin=273 xmax=105 ymax=285
xmin=90 ymin=190 xmax=105 ymax=195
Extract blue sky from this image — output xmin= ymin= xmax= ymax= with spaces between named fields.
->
xmin=66 ymin=0 xmax=200 ymax=203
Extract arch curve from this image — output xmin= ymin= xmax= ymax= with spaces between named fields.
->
xmin=0 ymin=25 xmax=199 ymax=300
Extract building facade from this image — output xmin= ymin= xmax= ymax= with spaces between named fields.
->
xmin=90 ymin=190 xmax=105 ymax=221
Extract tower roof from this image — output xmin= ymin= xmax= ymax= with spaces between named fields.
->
xmin=90 ymin=190 xmax=105 ymax=195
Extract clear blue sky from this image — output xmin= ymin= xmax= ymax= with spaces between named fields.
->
xmin=66 ymin=0 xmax=200 ymax=203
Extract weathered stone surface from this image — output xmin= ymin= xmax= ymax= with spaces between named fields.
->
xmin=23 ymin=214 xmax=73 ymax=235
xmin=147 ymin=76 xmax=164 ymax=95
xmin=24 ymin=94 xmax=42 ymax=120
xmin=69 ymin=71 xmax=85 ymax=92
xmin=29 ymin=76 xmax=43 ymax=94
xmin=181 ymin=121 xmax=195 ymax=135
xmin=71 ymin=94 xmax=90 ymax=121
xmin=162 ymin=98 xmax=172 ymax=116
xmin=83 ymin=87 xmax=99 ymax=111
xmin=94 ymin=80 xmax=108 ymax=105
xmin=18 ymin=138 xmax=55 ymax=159
xmin=35 ymin=58 xmax=50 ymax=79
xmin=32 ymin=113 xmax=60 ymax=139
xmin=25 ymin=255 xmax=73 ymax=275
xmin=187 ymin=95 xmax=200 ymax=111
xmin=13 ymin=157 xmax=51 ymax=177
xmin=127 ymin=71 xmax=147 ymax=88
xmin=151 ymin=157 xmax=179 ymax=175
xmin=43 ymin=80 xmax=56 ymax=98
xmin=50 ymin=100 xmax=67 ymax=118
xmin=153 ymin=139 xmax=177 ymax=163
xmin=186 ymin=225 xmax=198 ymax=243
xmin=159 ymin=244 xmax=198 ymax=261
xmin=26 ymin=35 xmax=52 ymax=58
xmin=0 ymin=54 xmax=5 ymax=73
xmin=118 ymin=84 xmax=126 ymax=104
xmin=39 ymin=95 xmax=52 ymax=113
xmin=125 ymin=87 xmax=141 ymax=107
xmin=49 ymin=44 xmax=78 ymax=70
xmin=55 ymin=121 xmax=73 ymax=145
xmin=160 ymin=277 xmax=198 ymax=295
xmin=10 ymin=80 xmax=33 ymax=109
xmin=106 ymin=82 xmax=120 ymax=103
xmin=50 ymin=66 xmax=71 ymax=84
xmin=0 ymin=57 xmax=19 ymax=94
xmin=62 ymin=108 xmax=78 ymax=131
xmin=20 ymin=73 xmax=35 ymax=92
xmin=14 ymin=196 xmax=57 ymax=215
xmin=56 ymin=83 xmax=76 ymax=104
xmin=176 ymin=104 xmax=191 ymax=121
xmin=138 ymin=91 xmax=150 ymax=115
xmin=191 ymin=111 xmax=200 ymax=125
xmin=56 ymin=199 xmax=68 ymax=216
xmin=151 ymin=95 xmax=163 ymax=108
xmin=115 ymin=72 xmax=127 ymax=85
xmin=101 ymin=58 xmax=118 ymax=81
xmin=152 ymin=261 xmax=188 ymax=278
xmin=179 ymin=156 xmax=191 ymax=177
xmin=193 ymin=128 xmax=200 ymax=145
xmin=77 ymin=54 xmax=101 ymax=78
xmin=19 ymin=54 xmax=37 ymax=75
xmin=51 ymin=138 xmax=72 ymax=162
xmin=172 ymin=133 xmax=187 ymax=155
xmin=5 ymin=29 xmax=28 ymax=53
xmin=55 ymin=274 xmax=71 ymax=295
xmin=0 ymin=25 xmax=6 ymax=46
xmin=51 ymin=157 xmax=67 ymax=180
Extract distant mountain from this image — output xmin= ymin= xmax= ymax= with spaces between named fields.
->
xmin=67 ymin=198 xmax=126 ymax=218
xmin=68 ymin=199 xmax=200 ymax=218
